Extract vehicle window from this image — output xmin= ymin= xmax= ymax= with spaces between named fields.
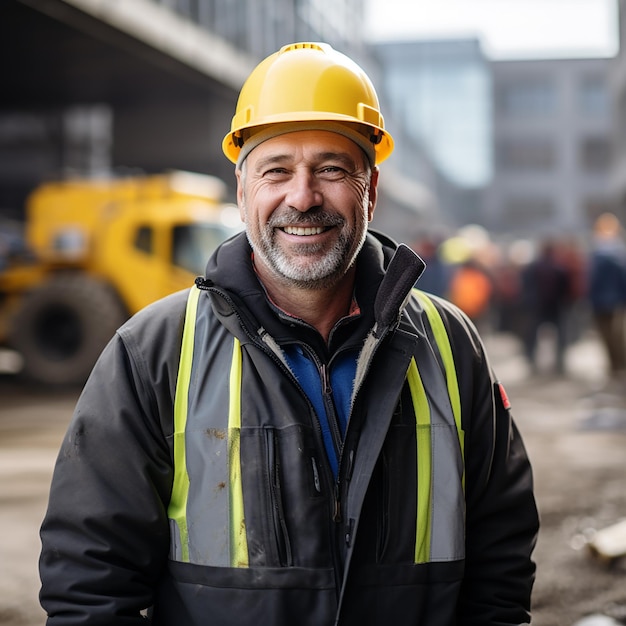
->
xmin=172 ymin=224 xmax=233 ymax=274
xmin=134 ymin=226 xmax=153 ymax=254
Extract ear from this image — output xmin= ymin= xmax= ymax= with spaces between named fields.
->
xmin=235 ymin=168 xmax=246 ymax=222
xmin=367 ymin=167 xmax=379 ymax=221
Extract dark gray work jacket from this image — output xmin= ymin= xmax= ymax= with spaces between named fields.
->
xmin=39 ymin=232 xmax=538 ymax=626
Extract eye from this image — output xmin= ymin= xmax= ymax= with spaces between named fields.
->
xmin=263 ymin=167 xmax=290 ymax=180
xmin=318 ymin=166 xmax=346 ymax=180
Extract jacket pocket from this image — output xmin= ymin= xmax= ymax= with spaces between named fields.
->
xmin=374 ymin=423 xmax=419 ymax=564
xmin=240 ymin=423 xmax=332 ymax=568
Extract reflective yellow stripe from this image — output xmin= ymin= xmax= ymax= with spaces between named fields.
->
xmin=414 ymin=290 xmax=465 ymax=480
xmin=169 ymin=286 xmax=200 ymax=562
xmin=407 ymin=357 xmax=432 ymax=564
xmin=228 ymin=337 xmax=248 ymax=567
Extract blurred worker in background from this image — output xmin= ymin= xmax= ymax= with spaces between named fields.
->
xmin=411 ymin=234 xmax=451 ymax=297
xmin=447 ymin=256 xmax=494 ymax=332
xmin=587 ymin=212 xmax=626 ymax=387
xmin=39 ymin=42 xmax=539 ymax=626
xmin=520 ymin=239 xmax=573 ymax=376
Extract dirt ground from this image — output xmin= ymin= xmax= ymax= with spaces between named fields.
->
xmin=0 ymin=331 xmax=625 ymax=626
xmin=488 ymin=332 xmax=626 ymax=626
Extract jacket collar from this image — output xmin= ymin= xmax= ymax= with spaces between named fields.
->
xmin=201 ymin=231 xmax=424 ymax=352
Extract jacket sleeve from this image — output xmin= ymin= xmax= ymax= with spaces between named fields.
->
xmin=39 ymin=295 xmax=185 ymax=625
xmin=440 ymin=303 xmax=539 ymax=625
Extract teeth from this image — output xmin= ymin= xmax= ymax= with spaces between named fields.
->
xmin=283 ymin=226 xmax=325 ymax=236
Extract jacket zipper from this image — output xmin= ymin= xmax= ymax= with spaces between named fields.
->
xmin=377 ymin=449 xmax=390 ymax=560
xmin=316 ymin=358 xmax=343 ymax=465
xmin=265 ymin=427 xmax=293 ymax=567
xmin=333 ymin=325 xmax=392 ymax=529
xmin=304 ymin=350 xmax=350 ymax=525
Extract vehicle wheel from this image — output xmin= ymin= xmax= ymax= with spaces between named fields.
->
xmin=10 ymin=274 xmax=128 ymax=386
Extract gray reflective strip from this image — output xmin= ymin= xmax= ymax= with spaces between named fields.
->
xmin=411 ymin=293 xmax=465 ymax=563
xmin=430 ymin=424 xmax=465 ymax=560
xmin=169 ymin=288 xmax=239 ymax=566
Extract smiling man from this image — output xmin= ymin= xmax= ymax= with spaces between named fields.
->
xmin=40 ymin=43 xmax=539 ymax=626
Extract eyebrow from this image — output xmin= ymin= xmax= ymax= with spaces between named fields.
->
xmin=253 ymin=151 xmax=359 ymax=172
xmin=253 ymin=154 xmax=291 ymax=172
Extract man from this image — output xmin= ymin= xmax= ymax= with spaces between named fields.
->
xmin=520 ymin=239 xmax=572 ymax=376
xmin=40 ymin=42 xmax=539 ymax=625
xmin=588 ymin=212 xmax=626 ymax=385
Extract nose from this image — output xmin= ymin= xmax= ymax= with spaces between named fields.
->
xmin=285 ymin=170 xmax=322 ymax=213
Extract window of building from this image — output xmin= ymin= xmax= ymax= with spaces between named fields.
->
xmin=496 ymin=137 xmax=555 ymax=172
xmin=579 ymin=75 xmax=608 ymax=115
xmin=579 ymin=137 xmax=611 ymax=172
xmin=497 ymin=79 xmax=556 ymax=116
xmin=210 ymin=0 xmax=248 ymax=51
xmin=502 ymin=196 xmax=556 ymax=227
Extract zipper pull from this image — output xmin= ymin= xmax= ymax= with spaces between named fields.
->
xmin=346 ymin=449 xmax=355 ymax=482
xmin=320 ymin=363 xmax=332 ymax=397
xmin=311 ymin=457 xmax=321 ymax=493
xmin=345 ymin=518 xmax=355 ymax=547
xmin=333 ymin=483 xmax=342 ymax=523
xmin=194 ymin=276 xmax=213 ymax=289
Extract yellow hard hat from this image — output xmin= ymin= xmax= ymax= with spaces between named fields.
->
xmin=222 ymin=42 xmax=394 ymax=165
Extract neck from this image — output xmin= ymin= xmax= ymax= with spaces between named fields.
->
xmin=256 ymin=265 xmax=356 ymax=343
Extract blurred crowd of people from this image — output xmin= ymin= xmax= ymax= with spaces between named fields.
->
xmin=411 ymin=214 xmax=626 ymax=384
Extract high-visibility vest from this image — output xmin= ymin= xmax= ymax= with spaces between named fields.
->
xmin=168 ymin=286 xmax=465 ymax=567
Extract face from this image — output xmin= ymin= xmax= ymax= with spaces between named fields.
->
xmin=237 ymin=130 xmax=378 ymax=290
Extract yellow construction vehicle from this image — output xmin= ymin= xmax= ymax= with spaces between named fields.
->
xmin=0 ymin=171 xmax=241 ymax=385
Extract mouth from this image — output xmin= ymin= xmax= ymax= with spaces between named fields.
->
xmin=281 ymin=225 xmax=329 ymax=236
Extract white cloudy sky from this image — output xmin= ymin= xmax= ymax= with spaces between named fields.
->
xmin=364 ymin=0 xmax=619 ymax=59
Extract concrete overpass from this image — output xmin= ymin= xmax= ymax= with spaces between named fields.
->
xmin=1 ymin=0 xmax=258 ymax=214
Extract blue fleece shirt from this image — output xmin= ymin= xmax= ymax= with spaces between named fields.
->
xmin=283 ymin=345 xmax=358 ymax=477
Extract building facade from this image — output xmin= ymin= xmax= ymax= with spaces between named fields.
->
xmin=374 ymin=38 xmax=493 ymax=190
xmin=484 ymin=57 xmax=613 ymax=238
xmin=150 ymin=0 xmax=369 ymax=63
xmin=371 ymin=38 xmax=493 ymax=232
xmin=609 ymin=0 xmax=626 ymax=219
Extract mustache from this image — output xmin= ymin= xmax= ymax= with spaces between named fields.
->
xmin=267 ymin=208 xmax=345 ymax=228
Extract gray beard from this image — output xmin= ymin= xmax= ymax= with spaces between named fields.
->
xmin=247 ymin=211 xmax=366 ymax=290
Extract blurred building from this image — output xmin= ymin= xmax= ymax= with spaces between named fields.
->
xmin=374 ymin=39 xmax=492 ymax=188
xmin=373 ymin=39 xmax=492 ymax=228
xmin=168 ymin=0 xmax=370 ymax=61
xmin=484 ymin=57 xmax=613 ymax=238
xmin=610 ymin=0 xmax=626 ymax=219
xmin=1 ymin=0 xmax=436 ymax=243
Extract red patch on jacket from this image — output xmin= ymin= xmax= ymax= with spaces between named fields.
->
xmin=498 ymin=382 xmax=511 ymax=410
